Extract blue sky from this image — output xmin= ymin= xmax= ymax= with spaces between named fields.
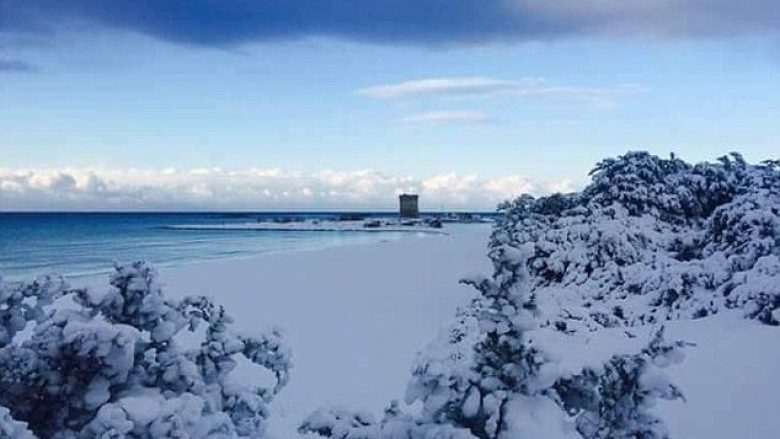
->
xmin=1 ymin=1 xmax=779 ymax=210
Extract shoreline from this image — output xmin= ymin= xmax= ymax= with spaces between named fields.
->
xmin=5 ymin=224 xmax=488 ymax=286
xmin=67 ymin=224 xmax=489 ymax=289
xmin=162 ymin=224 xmax=450 ymax=234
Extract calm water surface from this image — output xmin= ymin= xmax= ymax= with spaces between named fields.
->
xmin=0 ymin=212 xmax=429 ymax=281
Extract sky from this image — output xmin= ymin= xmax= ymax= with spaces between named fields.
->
xmin=1 ymin=1 xmax=779 ymax=210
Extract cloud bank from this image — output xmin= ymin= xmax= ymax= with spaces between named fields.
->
xmin=0 ymin=167 xmax=579 ymax=211
xmin=2 ymin=0 xmax=778 ymax=48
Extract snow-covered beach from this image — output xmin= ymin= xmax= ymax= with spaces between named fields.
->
xmin=156 ymin=224 xmax=492 ymax=437
xmin=2 ymin=154 xmax=779 ymax=439
xmin=118 ymin=222 xmax=777 ymax=439
xmin=5 ymin=0 xmax=780 ymax=435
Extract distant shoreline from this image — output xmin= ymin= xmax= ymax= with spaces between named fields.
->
xmin=163 ymin=224 xmax=449 ymax=234
xmin=0 ymin=211 xmax=491 ymax=283
xmin=0 ymin=210 xmax=500 ymax=215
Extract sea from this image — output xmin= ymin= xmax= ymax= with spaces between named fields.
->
xmin=0 ymin=212 xmax=491 ymax=282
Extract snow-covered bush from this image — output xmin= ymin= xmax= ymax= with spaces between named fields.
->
xmin=494 ymin=152 xmax=780 ymax=329
xmin=303 ymin=151 xmax=780 ymax=439
xmin=0 ymin=262 xmax=291 ymax=439
xmin=301 ymin=212 xmax=686 ymax=439
xmin=552 ymin=328 xmax=688 ymax=439
xmin=0 ymin=406 xmax=37 ymax=439
xmin=301 ymin=256 xmax=685 ymax=439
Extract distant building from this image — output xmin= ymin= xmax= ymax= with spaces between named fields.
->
xmin=399 ymin=194 xmax=419 ymax=218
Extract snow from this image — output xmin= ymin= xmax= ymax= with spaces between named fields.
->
xmin=502 ymin=395 xmax=580 ymax=439
xmin=1 ymin=260 xmax=291 ymax=438
xmin=149 ymin=222 xmax=777 ymax=439
xmin=2 ymin=223 xmax=777 ymax=438
xmin=3 ymin=153 xmax=778 ymax=438
xmin=658 ymin=314 xmax=780 ymax=439
xmin=156 ymin=224 xmax=493 ymax=436
xmin=461 ymin=386 xmax=481 ymax=419
xmin=526 ymin=312 xmax=780 ymax=438
xmin=84 ymin=376 xmax=112 ymax=409
xmin=119 ymin=395 xmax=163 ymax=426
xmin=0 ymin=406 xmax=36 ymax=439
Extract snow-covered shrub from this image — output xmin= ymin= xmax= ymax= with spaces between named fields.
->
xmin=0 ymin=274 xmax=65 ymax=347
xmin=300 ymin=402 xmax=478 ymax=439
xmin=583 ymin=152 xmax=696 ymax=221
xmin=0 ymin=262 xmax=291 ymax=439
xmin=304 ymin=151 xmax=780 ymax=439
xmin=302 ymin=282 xmax=685 ymax=439
xmin=302 ymin=218 xmax=686 ymax=439
xmin=0 ymin=406 xmax=37 ymax=439
xmin=553 ymin=329 xmax=688 ymax=439
xmin=493 ymin=152 xmax=780 ymax=329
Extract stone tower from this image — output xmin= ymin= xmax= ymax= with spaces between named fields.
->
xmin=399 ymin=194 xmax=419 ymax=218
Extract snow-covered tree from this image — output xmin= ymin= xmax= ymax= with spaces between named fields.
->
xmin=0 ymin=262 xmax=291 ymax=439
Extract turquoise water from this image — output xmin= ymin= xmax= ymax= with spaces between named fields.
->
xmin=0 ymin=212 xmax=429 ymax=281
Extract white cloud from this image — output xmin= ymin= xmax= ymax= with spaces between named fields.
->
xmin=0 ymin=167 xmax=582 ymax=211
xmin=545 ymin=178 xmax=580 ymax=194
xmin=401 ymin=110 xmax=491 ymax=125
xmin=359 ymin=77 xmax=518 ymax=99
xmin=359 ymin=76 xmax=645 ymax=106
xmin=483 ymin=176 xmax=538 ymax=198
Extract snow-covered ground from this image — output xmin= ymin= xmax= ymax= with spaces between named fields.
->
xmin=148 ymin=223 xmax=778 ymax=439
xmin=659 ymin=314 xmax=780 ymax=439
xmin=532 ymin=313 xmax=780 ymax=439
xmin=157 ymin=224 xmax=492 ymax=437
